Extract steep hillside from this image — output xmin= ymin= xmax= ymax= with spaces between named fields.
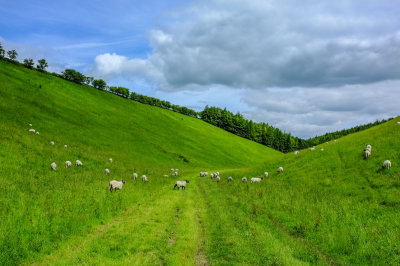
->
xmin=0 ymin=60 xmax=280 ymax=264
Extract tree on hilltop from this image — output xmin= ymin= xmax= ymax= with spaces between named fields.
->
xmin=92 ymin=79 xmax=107 ymax=90
xmin=7 ymin=50 xmax=18 ymax=61
xmin=36 ymin=59 xmax=48 ymax=72
xmin=23 ymin=58 xmax=34 ymax=68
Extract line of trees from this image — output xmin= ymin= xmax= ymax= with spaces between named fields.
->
xmin=1 ymin=42 xmax=392 ymax=153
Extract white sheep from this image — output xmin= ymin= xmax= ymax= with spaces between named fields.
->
xmin=171 ymin=168 xmax=174 ymax=172
xmin=163 ymin=174 xmax=169 ymax=177
xmin=251 ymin=177 xmax=263 ymax=183
xmin=210 ymin=173 xmax=214 ymax=179
xmin=215 ymin=176 xmax=220 ymax=183
xmin=142 ymin=175 xmax=148 ymax=182
xmin=215 ymin=171 xmax=219 ymax=176
xmin=264 ymin=172 xmax=269 ymax=178
xmin=36 ymin=131 xmax=39 ymax=135
xmin=109 ymin=180 xmax=125 ymax=192
xmin=172 ymin=171 xmax=178 ymax=176
xmin=64 ymin=145 xmax=67 ymax=148
xmin=382 ymin=160 xmax=391 ymax=169
xmin=29 ymin=123 xmax=32 ymax=126
xmin=109 ymin=158 xmax=113 ymax=163
xmin=28 ymin=129 xmax=35 ymax=133
xmin=174 ymin=180 xmax=189 ymax=190
xmin=227 ymin=177 xmax=233 ymax=182
xmin=133 ymin=173 xmax=138 ymax=180
xmin=366 ymin=144 xmax=372 ymax=151
xmin=51 ymin=162 xmax=56 ymax=171
xmin=278 ymin=167 xmax=284 ymax=173
xmin=364 ymin=149 xmax=371 ymax=159
xmin=294 ymin=151 xmax=299 ymax=155
xmin=76 ymin=160 xmax=83 ymax=166
xmin=105 ymin=168 xmax=110 ymax=175
xmin=310 ymin=147 xmax=315 ymax=151
xmin=50 ymin=141 xmax=55 ymax=145
xmin=242 ymin=177 xmax=247 ymax=183
xmin=65 ymin=161 xmax=72 ymax=167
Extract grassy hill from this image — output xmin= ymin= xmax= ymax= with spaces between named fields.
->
xmin=0 ymin=60 xmax=399 ymax=265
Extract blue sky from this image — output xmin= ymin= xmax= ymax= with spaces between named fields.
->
xmin=1 ymin=0 xmax=400 ymax=138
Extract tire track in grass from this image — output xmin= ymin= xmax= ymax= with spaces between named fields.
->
xmin=27 ymin=182 xmax=183 ymax=265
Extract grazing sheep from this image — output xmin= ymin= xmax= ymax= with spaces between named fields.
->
xmin=174 ymin=180 xmax=189 ymax=190
xmin=364 ymin=149 xmax=371 ymax=159
xmin=251 ymin=177 xmax=263 ymax=183
xmin=133 ymin=173 xmax=138 ymax=180
xmin=310 ymin=147 xmax=315 ymax=151
xmin=172 ymin=171 xmax=178 ymax=176
xmin=29 ymin=123 xmax=32 ymax=127
xmin=109 ymin=158 xmax=113 ymax=163
xmin=366 ymin=144 xmax=372 ymax=151
xmin=200 ymin=172 xmax=208 ymax=177
xmin=294 ymin=151 xmax=299 ymax=155
xmin=242 ymin=177 xmax=247 ymax=183
xmin=215 ymin=176 xmax=220 ymax=183
xmin=228 ymin=177 xmax=233 ymax=182
xmin=76 ymin=160 xmax=83 ymax=166
xmin=171 ymin=168 xmax=174 ymax=172
xmin=264 ymin=172 xmax=269 ymax=178
xmin=105 ymin=168 xmax=110 ymax=175
xmin=50 ymin=141 xmax=55 ymax=145
xmin=210 ymin=173 xmax=214 ymax=179
xmin=65 ymin=161 xmax=72 ymax=167
xmin=109 ymin=180 xmax=126 ymax=192
xmin=64 ymin=145 xmax=67 ymax=148
xmin=28 ymin=129 xmax=35 ymax=133
xmin=163 ymin=174 xmax=169 ymax=177
xmin=141 ymin=175 xmax=148 ymax=182
xmin=278 ymin=167 xmax=284 ymax=173
xmin=51 ymin=162 xmax=56 ymax=171
xmin=215 ymin=171 xmax=219 ymax=176
xmin=36 ymin=131 xmax=39 ymax=135
xmin=382 ymin=160 xmax=391 ymax=169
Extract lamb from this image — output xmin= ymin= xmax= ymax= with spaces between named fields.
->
xmin=382 ymin=160 xmax=391 ymax=169
xmin=105 ymin=168 xmax=110 ymax=175
xmin=28 ymin=129 xmax=35 ymax=133
xmin=278 ymin=167 xmax=284 ymax=173
xmin=215 ymin=176 xmax=220 ymax=183
xmin=294 ymin=151 xmax=299 ymax=155
xmin=173 ymin=171 xmax=178 ymax=176
xmin=64 ymin=145 xmax=68 ymax=148
xmin=109 ymin=180 xmax=126 ymax=192
xmin=364 ymin=149 xmax=371 ymax=159
xmin=133 ymin=173 xmax=138 ymax=180
xmin=75 ymin=160 xmax=83 ymax=166
xmin=264 ymin=172 xmax=269 ymax=178
xmin=242 ymin=177 xmax=247 ymax=183
xmin=65 ymin=161 xmax=72 ymax=167
xmin=142 ymin=175 xmax=148 ymax=182
xmin=50 ymin=141 xmax=55 ymax=145
xmin=51 ymin=162 xmax=56 ymax=171
xmin=109 ymin=158 xmax=113 ymax=163
xmin=251 ymin=177 xmax=263 ymax=183
xmin=174 ymin=180 xmax=189 ymax=190
xmin=228 ymin=177 xmax=233 ymax=182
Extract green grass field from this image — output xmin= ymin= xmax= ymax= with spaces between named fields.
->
xmin=1 ymin=60 xmax=399 ymax=265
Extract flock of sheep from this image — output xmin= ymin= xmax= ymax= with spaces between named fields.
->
xmin=28 ymin=120 xmax=397 ymax=194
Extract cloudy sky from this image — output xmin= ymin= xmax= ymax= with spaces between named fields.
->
xmin=1 ymin=0 xmax=400 ymax=138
